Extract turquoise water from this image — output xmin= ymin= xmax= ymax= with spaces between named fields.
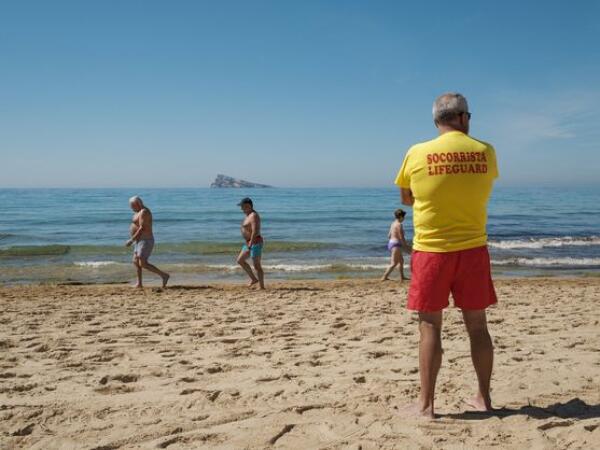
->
xmin=0 ymin=187 xmax=599 ymax=284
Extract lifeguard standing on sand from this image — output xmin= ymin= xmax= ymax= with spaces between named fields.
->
xmin=236 ymin=197 xmax=265 ymax=289
xmin=396 ymin=93 xmax=499 ymax=418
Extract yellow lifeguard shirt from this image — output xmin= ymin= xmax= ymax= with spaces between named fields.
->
xmin=395 ymin=131 xmax=498 ymax=253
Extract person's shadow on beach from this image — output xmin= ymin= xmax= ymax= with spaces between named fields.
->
xmin=445 ymin=398 xmax=600 ymax=424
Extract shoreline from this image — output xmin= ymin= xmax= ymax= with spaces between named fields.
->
xmin=1 ymin=271 xmax=600 ymax=289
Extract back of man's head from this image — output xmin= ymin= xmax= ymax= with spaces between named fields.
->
xmin=129 ymin=196 xmax=144 ymax=208
xmin=394 ymin=209 xmax=406 ymax=220
xmin=432 ymin=92 xmax=468 ymax=125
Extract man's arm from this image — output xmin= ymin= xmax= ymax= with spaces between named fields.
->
xmin=247 ymin=214 xmax=257 ymax=246
xmin=400 ymin=224 xmax=411 ymax=253
xmin=401 ymin=188 xmax=415 ymax=206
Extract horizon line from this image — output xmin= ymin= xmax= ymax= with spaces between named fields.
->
xmin=1 ymin=183 xmax=599 ymax=190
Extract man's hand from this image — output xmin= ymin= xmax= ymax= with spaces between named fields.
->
xmin=125 ymin=239 xmax=134 ymax=247
xmin=401 ymin=188 xmax=415 ymax=206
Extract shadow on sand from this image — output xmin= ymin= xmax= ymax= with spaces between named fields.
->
xmin=446 ymin=398 xmax=600 ymax=423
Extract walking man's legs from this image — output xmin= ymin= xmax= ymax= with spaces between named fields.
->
xmin=139 ymin=257 xmax=170 ymax=288
xmin=252 ymin=255 xmax=265 ymax=290
xmin=398 ymin=253 xmax=406 ymax=280
xmin=133 ymin=256 xmax=143 ymax=288
xmin=237 ymin=250 xmax=258 ymax=286
xmin=382 ymin=248 xmax=404 ymax=281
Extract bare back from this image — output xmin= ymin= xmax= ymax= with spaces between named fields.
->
xmin=389 ymin=220 xmax=403 ymax=241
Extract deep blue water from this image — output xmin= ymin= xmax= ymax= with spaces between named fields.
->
xmin=0 ymin=187 xmax=599 ymax=284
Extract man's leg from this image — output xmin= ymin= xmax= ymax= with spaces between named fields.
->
xmin=139 ymin=257 xmax=170 ymax=287
xmin=237 ymin=250 xmax=258 ymax=286
xmin=417 ymin=311 xmax=443 ymax=418
xmin=381 ymin=249 xmax=399 ymax=281
xmin=398 ymin=253 xmax=407 ymax=281
xmin=252 ymin=256 xmax=265 ymax=290
xmin=462 ymin=309 xmax=493 ymax=411
xmin=133 ymin=256 xmax=143 ymax=288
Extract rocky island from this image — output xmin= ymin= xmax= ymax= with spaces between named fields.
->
xmin=210 ymin=174 xmax=273 ymax=188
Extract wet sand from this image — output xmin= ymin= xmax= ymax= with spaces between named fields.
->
xmin=1 ymin=278 xmax=599 ymax=449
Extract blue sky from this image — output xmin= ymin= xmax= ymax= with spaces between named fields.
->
xmin=1 ymin=0 xmax=599 ymax=188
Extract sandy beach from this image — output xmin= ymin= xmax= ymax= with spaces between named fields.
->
xmin=0 ymin=278 xmax=599 ymax=449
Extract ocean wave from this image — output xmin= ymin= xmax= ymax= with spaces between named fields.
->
xmin=74 ymin=261 xmax=125 ymax=268
xmin=0 ymin=245 xmax=71 ymax=257
xmin=208 ymin=263 xmax=391 ymax=273
xmin=0 ymin=241 xmax=337 ymax=258
xmin=489 ymin=236 xmax=600 ymax=250
xmin=159 ymin=241 xmax=337 ymax=254
xmin=492 ymin=257 xmax=600 ymax=267
xmin=67 ymin=261 xmax=390 ymax=274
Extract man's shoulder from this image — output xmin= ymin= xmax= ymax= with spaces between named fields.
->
xmin=466 ymin=135 xmax=495 ymax=151
xmin=407 ymin=137 xmax=438 ymax=153
xmin=402 ymin=142 xmax=429 ymax=162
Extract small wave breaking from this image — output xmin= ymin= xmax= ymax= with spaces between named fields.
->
xmin=492 ymin=257 xmax=600 ymax=267
xmin=489 ymin=236 xmax=600 ymax=250
xmin=74 ymin=261 xmax=125 ymax=268
xmin=0 ymin=240 xmax=337 ymax=258
xmin=207 ymin=263 xmax=392 ymax=273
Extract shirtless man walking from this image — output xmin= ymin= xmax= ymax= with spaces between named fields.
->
xmin=381 ymin=208 xmax=411 ymax=282
xmin=236 ymin=197 xmax=265 ymax=289
xmin=125 ymin=196 xmax=170 ymax=288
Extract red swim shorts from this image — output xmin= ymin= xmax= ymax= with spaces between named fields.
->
xmin=408 ymin=245 xmax=497 ymax=312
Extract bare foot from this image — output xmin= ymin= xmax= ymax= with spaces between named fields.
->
xmin=134 ymin=283 xmax=143 ymax=289
xmin=162 ymin=274 xmax=170 ymax=288
xmin=464 ymin=395 xmax=493 ymax=412
xmin=381 ymin=277 xmax=390 ymax=282
xmin=248 ymin=279 xmax=259 ymax=288
xmin=397 ymin=402 xmax=435 ymax=420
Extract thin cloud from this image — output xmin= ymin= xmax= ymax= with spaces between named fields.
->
xmin=482 ymin=89 xmax=600 ymax=147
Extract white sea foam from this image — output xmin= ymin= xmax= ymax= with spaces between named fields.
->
xmin=74 ymin=261 xmax=122 ymax=268
xmin=207 ymin=264 xmax=334 ymax=272
xmin=265 ymin=264 xmax=335 ymax=272
xmin=345 ymin=263 xmax=392 ymax=270
xmin=492 ymin=257 xmax=600 ymax=267
xmin=206 ymin=263 xmax=394 ymax=272
xmin=489 ymin=236 xmax=600 ymax=250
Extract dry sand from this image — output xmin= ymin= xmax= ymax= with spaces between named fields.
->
xmin=0 ymin=278 xmax=599 ymax=449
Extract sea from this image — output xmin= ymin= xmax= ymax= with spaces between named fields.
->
xmin=1 ymin=187 xmax=599 ymax=285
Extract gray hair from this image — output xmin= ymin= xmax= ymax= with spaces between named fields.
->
xmin=129 ymin=195 xmax=144 ymax=207
xmin=432 ymin=92 xmax=469 ymax=123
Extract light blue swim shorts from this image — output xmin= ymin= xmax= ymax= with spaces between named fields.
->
xmin=242 ymin=242 xmax=263 ymax=258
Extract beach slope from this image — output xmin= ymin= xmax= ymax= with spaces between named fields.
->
xmin=1 ymin=279 xmax=599 ymax=449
